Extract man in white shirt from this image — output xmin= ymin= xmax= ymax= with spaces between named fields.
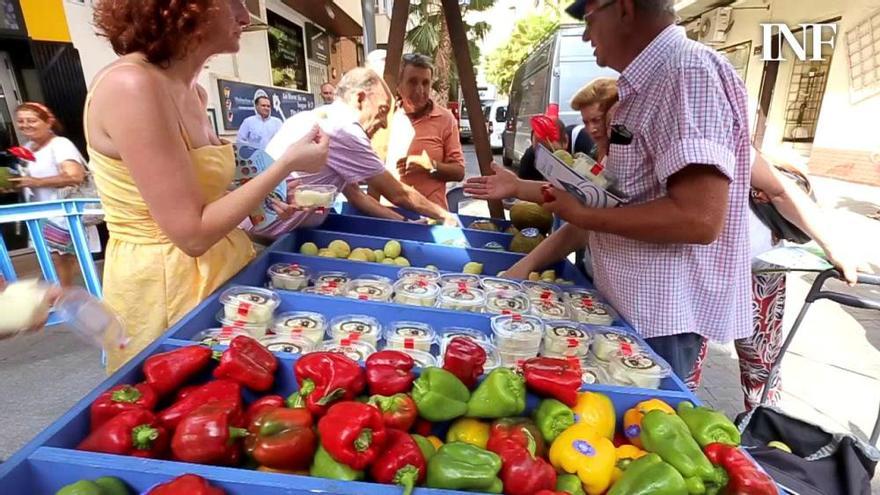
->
xmin=236 ymin=94 xmax=283 ymax=149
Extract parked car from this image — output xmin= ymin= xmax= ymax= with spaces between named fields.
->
xmin=484 ymin=100 xmax=508 ymax=151
xmin=502 ymin=24 xmax=616 ymax=169
xmin=459 ymin=104 xmax=472 ymax=143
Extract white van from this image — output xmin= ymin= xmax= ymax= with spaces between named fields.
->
xmin=484 ymin=100 xmax=508 ymax=151
xmin=501 ymin=24 xmax=616 ymax=168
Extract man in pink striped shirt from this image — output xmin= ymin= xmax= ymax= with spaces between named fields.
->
xmin=467 ymin=0 xmax=752 ymax=383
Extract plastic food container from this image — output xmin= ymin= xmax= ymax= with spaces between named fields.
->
xmin=542 ymin=320 xmax=591 ymax=356
xmin=329 ymin=314 xmax=382 ymax=348
xmin=438 ymin=273 xmax=482 ymax=289
xmin=384 ymin=321 xmax=436 ymax=352
xmin=606 ymin=350 xmax=672 ymax=389
xmin=393 ymin=279 xmax=440 ymax=307
xmin=292 ymin=184 xmax=338 ymax=209
xmin=480 ymin=277 xmax=523 ymax=293
xmin=219 ymin=286 xmax=279 ymax=325
xmin=313 ymin=271 xmax=351 ymax=294
xmin=484 ymin=289 xmax=531 ymax=315
xmin=319 ymin=339 xmax=377 ymax=362
xmin=498 ymin=348 xmax=540 ymax=370
xmin=491 ymin=314 xmax=544 ymax=353
xmin=190 ymin=327 xmax=250 ymax=347
xmin=591 ymin=327 xmax=642 ymax=362
xmin=436 ymin=285 xmax=486 ymax=313
xmin=398 ymin=267 xmax=441 ymax=285
xmin=438 ymin=327 xmax=492 ymax=350
xmin=531 ymin=298 xmax=570 ymax=320
xmin=521 ymin=281 xmax=564 ymax=302
xmin=395 ymin=348 xmax=437 ymax=368
xmin=579 ymin=361 xmax=611 ymax=385
xmin=215 ymin=310 xmax=270 ymax=338
xmin=259 ymin=334 xmax=315 ymax=356
xmin=272 ymin=311 xmax=327 ymax=343
xmin=301 ymin=286 xmax=339 ymax=297
xmin=53 ymin=287 xmax=129 ymax=350
xmin=343 ymin=276 xmax=394 ymax=302
xmin=267 ymin=263 xmax=311 ymax=291
xmin=567 ymin=290 xmax=616 ymax=325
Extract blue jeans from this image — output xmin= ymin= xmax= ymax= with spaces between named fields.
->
xmin=645 ymin=333 xmax=707 ymax=382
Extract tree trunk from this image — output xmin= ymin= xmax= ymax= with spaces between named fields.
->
xmin=434 ymin=13 xmax=452 ymax=107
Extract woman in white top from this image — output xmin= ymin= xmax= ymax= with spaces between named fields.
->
xmin=12 ymin=102 xmax=99 ymax=287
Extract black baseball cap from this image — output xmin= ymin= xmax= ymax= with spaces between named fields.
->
xmin=565 ymin=0 xmax=588 ymax=19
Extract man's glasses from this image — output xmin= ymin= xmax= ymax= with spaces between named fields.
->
xmin=582 ymin=0 xmax=616 ymax=38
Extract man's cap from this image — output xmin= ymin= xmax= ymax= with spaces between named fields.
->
xmin=565 ymin=0 xmax=587 ymax=19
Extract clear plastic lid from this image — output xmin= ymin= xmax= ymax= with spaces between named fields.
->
xmin=491 ymin=314 xmax=544 ymax=351
xmin=319 ymin=339 xmax=377 ymax=362
xmin=267 ymin=263 xmax=311 ymax=291
xmin=260 ymin=334 xmax=316 ymax=356
xmin=54 ymin=287 xmax=129 ymax=350
xmin=480 ymin=277 xmax=523 ymax=292
xmin=191 ymin=327 xmax=250 ymax=347
xmin=292 ymin=184 xmax=338 ymax=209
xmin=397 ymin=267 xmax=442 ymax=284
xmin=438 ymin=327 xmax=492 ymax=350
xmin=394 ymin=348 xmax=437 ymax=368
xmin=214 ymin=310 xmax=270 ymax=338
xmin=565 ymin=288 xmax=604 ymax=304
xmin=590 ymin=327 xmax=641 ymax=362
xmin=393 ymin=279 xmax=440 ymax=307
xmin=606 ymin=350 xmax=671 ymax=389
xmin=542 ymin=320 xmax=592 ymax=356
xmin=219 ymin=285 xmax=280 ymax=324
xmin=484 ymin=289 xmax=531 ymax=315
xmin=521 ymin=281 xmax=564 ymax=302
xmin=314 ymin=271 xmax=351 ymax=290
xmin=329 ymin=314 xmax=382 ymax=347
xmin=436 ymin=285 xmax=486 ymax=312
xmin=272 ymin=311 xmax=327 ymax=342
xmin=385 ymin=321 xmax=436 ymax=351
xmin=438 ymin=273 xmax=482 ymax=289
xmin=531 ymin=299 xmax=571 ymax=320
xmin=497 ymin=347 xmax=540 ymax=370
xmin=343 ymin=276 xmax=394 ymax=302
xmin=568 ymin=290 xmax=616 ymax=325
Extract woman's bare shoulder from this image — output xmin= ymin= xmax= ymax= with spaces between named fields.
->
xmin=90 ymin=58 xmax=164 ymax=102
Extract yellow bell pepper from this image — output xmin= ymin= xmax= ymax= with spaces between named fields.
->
xmin=572 ymin=392 xmax=616 ymax=440
xmin=622 ymin=398 xmax=675 ymax=448
xmin=446 ymin=418 xmax=490 ymax=449
xmin=427 ymin=435 xmax=444 ymax=450
xmin=549 ymin=423 xmax=616 ymax=495
xmin=611 ymin=444 xmax=648 ymax=483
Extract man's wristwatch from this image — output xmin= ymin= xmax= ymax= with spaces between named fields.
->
xmin=428 ymin=160 xmax=439 ymax=177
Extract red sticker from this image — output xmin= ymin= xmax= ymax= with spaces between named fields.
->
xmin=237 ymin=303 xmax=252 ymax=317
xmin=404 ymin=338 xmax=415 ymax=349
xmin=348 ymin=333 xmax=361 ymax=341
xmin=620 ymin=342 xmax=633 ymax=356
xmin=512 ymin=314 xmax=523 ymax=322
xmin=358 ymin=295 xmax=368 ymax=300
xmin=567 ymin=338 xmax=579 ymax=347
xmin=591 ymin=164 xmax=604 ymax=176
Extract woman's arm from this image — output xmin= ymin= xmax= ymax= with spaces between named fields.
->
xmin=13 ymin=160 xmax=85 ymax=189
xmin=91 ymin=66 xmax=328 ymax=257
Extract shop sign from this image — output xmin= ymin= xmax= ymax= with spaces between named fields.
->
xmin=306 ymin=23 xmax=330 ymax=65
xmin=217 ymin=78 xmax=315 ymax=131
xmin=761 ymin=23 xmax=837 ymax=62
xmin=0 ymin=0 xmax=26 ymax=37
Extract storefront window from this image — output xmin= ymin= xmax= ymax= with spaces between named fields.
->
xmin=719 ymin=41 xmax=752 ymax=82
xmin=267 ymin=11 xmax=308 ymax=91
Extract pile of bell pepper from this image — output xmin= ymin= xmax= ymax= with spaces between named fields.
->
xmin=73 ymin=341 xmax=775 ymax=495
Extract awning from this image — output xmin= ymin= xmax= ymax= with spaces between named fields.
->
xmin=281 ymin=0 xmax=363 ymax=37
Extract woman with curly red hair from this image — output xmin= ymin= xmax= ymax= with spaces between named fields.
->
xmin=85 ymin=0 xmax=329 ymax=372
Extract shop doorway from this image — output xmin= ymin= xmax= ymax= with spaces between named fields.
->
xmin=0 ymin=50 xmax=29 ymax=251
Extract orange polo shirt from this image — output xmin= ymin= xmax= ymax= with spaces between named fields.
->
xmin=398 ymin=102 xmax=465 ymax=209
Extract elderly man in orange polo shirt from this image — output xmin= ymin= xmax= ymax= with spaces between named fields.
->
xmin=392 ymin=53 xmax=465 ymax=209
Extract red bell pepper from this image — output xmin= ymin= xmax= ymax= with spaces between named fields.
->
xmin=442 ymin=337 xmax=487 ymax=389
xmin=370 ymin=429 xmax=427 ymax=495
xmin=412 ymin=418 xmax=433 ymax=436
xmin=521 ymin=357 xmax=582 ymax=407
xmin=244 ymin=395 xmax=285 ymax=425
xmin=244 ymin=406 xmax=317 ymax=471
xmin=290 ymin=352 xmax=365 ymax=416
xmin=213 ymin=335 xmax=278 ymax=392
xmin=317 ymin=401 xmax=388 ymax=470
xmin=143 ymin=345 xmax=214 ymax=396
xmin=78 ymin=409 xmax=168 ymax=458
xmin=365 ymin=350 xmax=415 ymax=396
xmin=486 ymin=418 xmax=546 ymax=459
xmin=146 ymin=474 xmax=226 ymax=495
xmin=158 ymin=379 xmax=242 ymax=431
xmin=90 ymin=382 xmax=159 ymax=430
xmin=498 ymin=446 xmax=557 ymax=495
xmin=704 ymin=443 xmax=776 ymax=495
xmin=171 ymin=400 xmax=247 ymax=466
xmin=368 ymin=394 xmax=418 ymax=431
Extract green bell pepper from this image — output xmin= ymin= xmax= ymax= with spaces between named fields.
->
xmin=677 ymin=402 xmax=741 ymax=447
xmin=94 ymin=477 xmax=129 ymax=495
xmin=426 ymin=442 xmax=503 ymax=493
xmin=608 ymin=453 xmax=688 ymax=495
xmin=56 ymin=481 xmax=103 ymax=495
xmin=412 ymin=434 xmax=437 ymax=461
xmin=556 ymin=473 xmax=587 ymax=495
xmin=534 ymin=398 xmax=575 ymax=443
xmin=310 ymin=445 xmax=365 ymax=481
xmin=466 ymin=368 xmax=526 ymax=418
xmin=413 ymin=367 xmax=470 ymax=422
xmin=640 ymin=410 xmax=728 ymax=494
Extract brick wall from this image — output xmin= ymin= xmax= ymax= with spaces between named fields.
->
xmin=809 ymin=148 xmax=880 ymax=186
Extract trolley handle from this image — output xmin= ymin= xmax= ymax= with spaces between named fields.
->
xmin=805 ymin=269 xmax=880 ymax=311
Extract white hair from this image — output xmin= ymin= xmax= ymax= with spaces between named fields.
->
xmin=336 ymin=67 xmax=387 ymax=100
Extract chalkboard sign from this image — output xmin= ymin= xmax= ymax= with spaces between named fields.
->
xmin=216 ymin=78 xmax=315 ymax=131
xmin=267 ymin=10 xmax=308 ymax=90
xmin=306 ymin=23 xmax=330 ymax=65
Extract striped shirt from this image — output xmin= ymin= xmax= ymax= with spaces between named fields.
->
xmin=589 ymin=25 xmax=752 ymax=343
